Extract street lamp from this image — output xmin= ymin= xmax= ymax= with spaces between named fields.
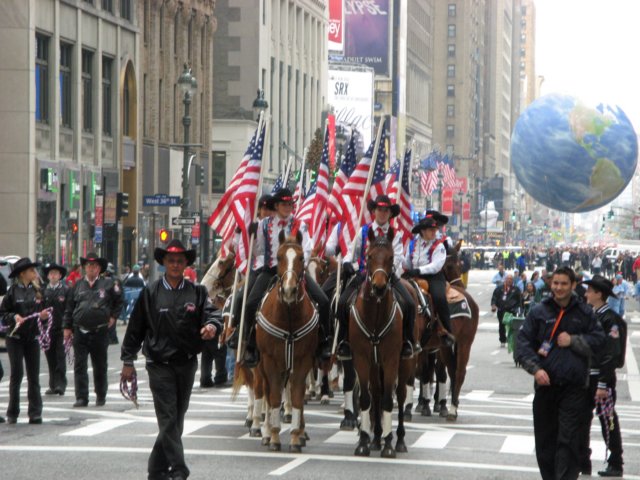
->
xmin=437 ymin=170 xmax=444 ymax=211
xmin=457 ymin=191 xmax=464 ymax=239
xmin=252 ymin=89 xmax=269 ymax=122
xmin=177 ymin=64 xmax=197 ymax=243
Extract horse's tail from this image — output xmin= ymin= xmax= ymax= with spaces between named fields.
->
xmin=231 ymin=363 xmax=253 ymax=401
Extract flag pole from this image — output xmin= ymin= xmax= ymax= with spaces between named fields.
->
xmin=236 ymin=112 xmax=268 ymax=363
xmin=294 ymin=147 xmax=307 ymax=207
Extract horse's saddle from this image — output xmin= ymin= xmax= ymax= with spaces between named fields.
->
xmin=411 ymin=278 xmax=471 ymax=320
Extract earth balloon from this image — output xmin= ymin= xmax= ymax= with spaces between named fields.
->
xmin=511 ymin=94 xmax=637 ymax=212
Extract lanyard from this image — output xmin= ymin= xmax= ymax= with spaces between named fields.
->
xmin=548 ymin=308 xmax=565 ymax=342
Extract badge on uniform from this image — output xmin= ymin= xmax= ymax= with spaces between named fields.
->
xmin=609 ymin=325 xmax=619 ymax=339
xmin=185 ymin=302 xmax=196 ymax=313
xmin=99 ymin=289 xmax=105 ymax=299
xmin=538 ymin=340 xmax=552 ymax=357
xmin=58 ymin=296 xmax=66 ymax=302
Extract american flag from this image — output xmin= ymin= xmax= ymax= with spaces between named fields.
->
xmin=385 ymin=160 xmax=401 ymax=200
xmin=338 ymin=125 xmax=388 ymax=255
xmin=396 ymin=149 xmax=413 ymax=245
xmin=294 ymin=182 xmax=316 ymax=224
xmin=293 ymin=169 xmax=306 ymax=210
xmin=327 ymin=132 xmax=357 ymax=223
xmin=271 ymin=172 xmax=286 ymax=193
xmin=440 ymin=154 xmax=457 ymax=187
xmin=310 ymin=127 xmax=331 ymax=250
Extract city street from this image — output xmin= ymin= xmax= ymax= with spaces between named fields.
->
xmin=1 ymin=269 xmax=639 ymax=479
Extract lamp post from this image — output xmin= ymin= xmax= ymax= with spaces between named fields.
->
xmin=457 ymin=191 xmax=464 ymax=239
xmin=466 ymin=192 xmax=472 ymax=242
xmin=177 ymin=64 xmax=198 ymax=244
xmin=437 ymin=170 xmax=444 ymax=211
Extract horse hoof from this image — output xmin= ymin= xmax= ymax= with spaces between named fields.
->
xmin=261 ymin=437 xmax=271 ymax=446
xmin=381 ymin=446 xmax=396 ymax=458
xmin=354 ymin=444 xmax=370 ymax=457
xmin=328 ymin=390 xmax=334 ymax=398
xmin=395 ymin=440 xmax=408 ymax=453
xmin=303 ymin=431 xmax=310 ymax=440
xmin=370 ymin=438 xmax=382 ymax=451
xmin=289 ymin=444 xmax=302 ymax=453
xmin=404 ymin=412 xmax=412 ymax=422
xmin=421 ymin=404 xmax=432 ymax=417
xmin=340 ymin=413 xmax=358 ymax=431
xmin=283 ymin=414 xmax=292 ymax=424
xmin=320 ymin=395 xmax=330 ymax=405
xmin=244 ymin=418 xmax=252 ymax=428
xmin=261 ymin=413 xmax=266 ymax=421
xmin=299 ymin=437 xmax=306 ymax=447
xmin=269 ymin=442 xmax=281 ymax=452
xmin=433 ymin=403 xmax=440 ymax=413
xmin=250 ymin=428 xmax=261 ymax=437
xmin=447 ymin=413 xmax=458 ymax=422
xmin=439 ymin=406 xmax=449 ymax=417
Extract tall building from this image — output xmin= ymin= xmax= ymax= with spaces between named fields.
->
xmin=0 ymin=0 xmax=139 ymax=266
xmin=138 ymin=0 xmax=216 ymax=266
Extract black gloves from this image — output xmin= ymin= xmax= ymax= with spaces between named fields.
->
xmin=342 ymin=262 xmax=355 ymax=277
xmin=405 ymin=268 xmax=421 ymax=277
xmin=248 ymin=221 xmax=259 ymax=236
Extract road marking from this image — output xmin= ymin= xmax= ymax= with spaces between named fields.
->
xmin=411 ymin=430 xmax=455 ymax=449
xmin=500 ymin=435 xmax=535 ymax=454
xmin=61 ymin=419 xmax=135 ymax=436
xmin=490 ymin=349 xmax=501 ymax=356
xmin=324 ymin=430 xmax=358 ymax=445
xmin=464 ymin=390 xmax=494 ymax=401
xmin=269 ymin=457 xmax=309 ymax=475
xmin=632 ymin=331 xmax=640 ymax=337
xmin=478 ymin=323 xmax=498 ymax=331
xmin=626 ymin=336 xmax=640 ymax=401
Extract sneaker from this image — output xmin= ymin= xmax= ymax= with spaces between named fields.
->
xmin=28 ymin=417 xmax=43 ymax=425
xmin=45 ymin=388 xmax=58 ymax=396
xmin=598 ymin=465 xmax=623 ymax=477
xmin=73 ymin=399 xmax=89 ymax=408
xmin=95 ymin=397 xmax=106 ymax=407
xmin=6 ymin=417 xmax=17 ymax=424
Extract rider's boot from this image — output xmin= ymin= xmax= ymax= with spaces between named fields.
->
xmin=402 ymin=306 xmax=417 ymax=359
xmin=242 ymin=327 xmax=260 ymax=368
xmin=336 ymin=316 xmax=352 ymax=360
xmin=316 ymin=324 xmax=333 ymax=361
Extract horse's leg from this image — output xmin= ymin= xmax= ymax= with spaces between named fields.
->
xmin=380 ymin=360 xmax=399 ymax=459
xmin=353 ymin=358 xmax=371 ymax=457
xmin=340 ymin=359 xmax=358 ymax=430
xmin=435 ymin=356 xmax=449 ymax=417
xmin=370 ymin=365 xmax=382 ymax=452
xmin=395 ymin=359 xmax=411 ymax=453
xmin=403 ymin=375 xmax=414 ymax=422
xmin=246 ymin=385 xmax=255 ymax=429
xmin=439 ymin=346 xmax=456 ymax=419
xmin=288 ymin=363 xmax=311 ymax=453
xmin=320 ymin=366 xmax=331 ymax=404
xmin=449 ymin=341 xmax=471 ymax=421
xmin=281 ymin=384 xmax=292 ymax=423
xmin=420 ymin=352 xmax=435 ymax=416
xmin=252 ymin=364 xmax=266 ymax=438
xmin=266 ymin=360 xmax=283 ymax=451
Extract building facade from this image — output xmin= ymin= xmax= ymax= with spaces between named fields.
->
xmin=0 ymin=0 xmax=139 ymax=267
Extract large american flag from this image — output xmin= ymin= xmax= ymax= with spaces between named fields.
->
xmin=327 ymin=133 xmax=357 ymax=223
xmin=338 ymin=126 xmax=387 ymax=255
xmin=294 ymin=182 xmax=316 ymax=224
xmin=396 ymin=149 xmax=413 ymax=245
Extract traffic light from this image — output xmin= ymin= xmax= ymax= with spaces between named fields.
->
xmin=527 ymin=215 xmax=532 ymax=225
xmin=117 ymin=192 xmax=129 ymax=218
xmin=159 ymin=228 xmax=170 ymax=244
xmin=510 ymin=211 xmax=516 ymax=222
xmin=70 ymin=221 xmax=78 ymax=235
xmin=195 ymin=164 xmax=206 ymax=186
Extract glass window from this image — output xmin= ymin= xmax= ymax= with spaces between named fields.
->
xmin=447 ymin=104 xmax=455 ymax=117
xmin=447 ymin=125 xmax=455 ymax=138
xmin=211 ymin=151 xmax=226 ymax=194
xmin=82 ymin=50 xmax=93 ymax=132
xmin=102 ymin=0 xmax=113 ymax=13
xmin=120 ymin=0 xmax=131 ymax=21
xmin=60 ymin=43 xmax=73 ymax=128
xmin=447 ymin=65 xmax=455 ymax=78
xmin=448 ymin=4 xmax=456 ymax=17
xmin=102 ymin=57 xmax=112 ymax=136
xmin=448 ymin=44 xmax=455 ymax=57
xmin=36 ymin=33 xmax=49 ymax=123
xmin=447 ymin=85 xmax=455 ymax=97
xmin=123 ymin=77 xmax=130 ymax=136
xmin=448 ymin=25 xmax=456 ymax=38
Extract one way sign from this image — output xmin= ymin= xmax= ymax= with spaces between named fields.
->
xmin=171 ymin=217 xmax=196 ymax=226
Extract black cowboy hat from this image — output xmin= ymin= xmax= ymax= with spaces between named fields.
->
xmin=272 ymin=188 xmax=294 ymax=204
xmin=367 ymin=195 xmax=400 ymax=218
xmin=258 ymin=194 xmax=276 ymax=211
xmin=411 ymin=216 xmax=439 ymax=234
xmin=9 ymin=257 xmax=41 ymax=279
xmin=582 ymin=274 xmax=617 ymax=299
xmin=43 ymin=263 xmax=67 ymax=279
xmin=424 ymin=209 xmax=449 ymax=226
xmin=80 ymin=252 xmax=108 ymax=273
xmin=154 ymin=239 xmax=197 ymax=266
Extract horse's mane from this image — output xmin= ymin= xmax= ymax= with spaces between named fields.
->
xmin=370 ymin=236 xmax=392 ymax=249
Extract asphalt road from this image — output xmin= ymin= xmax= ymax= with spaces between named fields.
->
xmin=0 ymin=269 xmax=639 ymax=479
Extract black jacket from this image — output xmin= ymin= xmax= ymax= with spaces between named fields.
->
xmin=63 ymin=277 xmax=124 ymax=331
xmin=516 ymin=294 xmax=605 ymax=387
xmin=43 ymin=282 xmax=70 ymax=333
xmin=591 ymin=304 xmax=623 ymax=389
xmin=121 ymin=277 xmax=222 ymax=365
xmin=491 ymin=285 xmax=522 ymax=315
xmin=0 ymin=282 xmax=45 ymax=341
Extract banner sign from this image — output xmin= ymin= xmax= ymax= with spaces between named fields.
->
xmin=328 ymin=67 xmax=374 ymax=147
xmin=104 ymin=192 xmax=117 ymax=225
xmin=442 ymin=188 xmax=454 ymax=216
xmin=462 ymin=202 xmax=471 ymax=221
xmin=451 ymin=177 xmax=468 ymax=194
xmin=344 ymin=0 xmax=391 ymax=77
xmin=328 ymin=0 xmax=344 ymax=52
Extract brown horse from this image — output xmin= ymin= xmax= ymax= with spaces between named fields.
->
xmin=253 ymin=230 xmax=319 ymax=453
xmin=351 ymin=227 xmax=404 ymax=458
xmin=439 ymin=239 xmax=479 ymax=420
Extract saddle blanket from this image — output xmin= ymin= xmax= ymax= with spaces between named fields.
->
xmin=448 ymin=298 xmax=472 ymax=320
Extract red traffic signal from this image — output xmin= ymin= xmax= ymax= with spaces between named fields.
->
xmin=159 ymin=228 xmax=170 ymax=243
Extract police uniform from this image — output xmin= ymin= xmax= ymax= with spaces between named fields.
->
xmin=63 ymin=253 xmax=123 ymax=407
xmin=42 ymin=263 xmax=70 ymax=395
xmin=121 ymin=240 xmax=222 ymax=480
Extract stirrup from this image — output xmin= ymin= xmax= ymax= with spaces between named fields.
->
xmin=401 ymin=340 xmax=414 ymax=359
xmin=336 ymin=341 xmax=352 ymax=361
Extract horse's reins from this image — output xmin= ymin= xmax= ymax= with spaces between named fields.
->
xmin=278 ymin=268 xmax=305 ymax=304
xmin=366 ymin=267 xmax=392 ymax=302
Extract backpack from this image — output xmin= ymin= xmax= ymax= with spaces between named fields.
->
xmin=616 ymin=317 xmax=628 ymax=368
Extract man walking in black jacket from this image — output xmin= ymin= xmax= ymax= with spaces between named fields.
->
xmin=121 ymin=240 xmax=221 ymax=480
xmin=517 ymin=267 xmax=605 ymax=480
xmin=491 ymin=274 xmax=522 ymax=347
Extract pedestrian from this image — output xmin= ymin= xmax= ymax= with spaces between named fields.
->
xmin=121 ymin=264 xmax=146 ymax=323
xmin=0 ymin=257 xmax=47 ymax=424
xmin=521 ymin=282 xmax=537 ymax=316
xmin=66 ymin=264 xmax=82 ymax=287
xmin=63 ymin=253 xmax=123 ymax=407
xmin=608 ymin=274 xmax=630 ymax=318
xmin=491 ymin=273 xmax=521 ymax=347
xmin=42 ymin=263 xmax=70 ymax=396
xmin=460 ymin=249 xmax=471 ymax=288
xmin=121 ymin=239 xmax=221 ymax=480
xmin=103 ymin=263 xmax=122 ymax=345
xmin=199 ymin=338 xmax=228 ymax=388
xmin=516 ymin=266 xmax=605 ymax=480
xmin=580 ymin=275 xmax=625 ymax=477
xmin=492 ymin=263 xmax=506 ymax=287
xmin=183 ymin=264 xmax=197 ymax=283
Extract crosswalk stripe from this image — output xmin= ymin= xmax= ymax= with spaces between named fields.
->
xmin=500 ymin=435 xmax=535 ymax=454
xmin=464 ymin=390 xmax=494 ymax=400
xmin=61 ymin=419 xmax=135 ymax=436
xmin=324 ymin=431 xmax=358 ymax=445
xmin=411 ymin=430 xmax=455 ymax=449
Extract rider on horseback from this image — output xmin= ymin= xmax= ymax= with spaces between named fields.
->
xmin=403 ymin=211 xmax=455 ymax=346
xmin=229 ymin=188 xmax=332 ymax=367
xmin=336 ymin=195 xmax=417 ymax=360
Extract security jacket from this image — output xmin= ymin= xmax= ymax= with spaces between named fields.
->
xmin=491 ymin=284 xmax=522 ymax=314
xmin=0 ymin=283 xmax=45 ymax=341
xmin=591 ymin=304 xmax=623 ymax=390
xmin=43 ymin=282 xmax=70 ymax=333
xmin=516 ymin=294 xmax=605 ymax=387
xmin=63 ymin=277 xmax=124 ymax=331
xmin=121 ymin=277 xmax=222 ymax=365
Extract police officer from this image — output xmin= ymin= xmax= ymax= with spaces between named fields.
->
xmin=337 ymin=195 xmax=417 ymax=360
xmin=121 ymin=239 xmax=221 ymax=480
xmin=516 ymin=267 xmax=605 ymax=480
xmin=233 ymin=188 xmax=332 ymax=366
xmin=581 ymin=275 xmax=624 ymax=477
xmin=42 ymin=263 xmax=69 ymax=396
xmin=0 ymin=257 xmax=46 ymax=424
xmin=403 ymin=212 xmax=455 ymax=346
xmin=63 ymin=253 xmax=123 ymax=407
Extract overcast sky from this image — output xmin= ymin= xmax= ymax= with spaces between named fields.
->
xmin=535 ymin=0 xmax=640 ymax=131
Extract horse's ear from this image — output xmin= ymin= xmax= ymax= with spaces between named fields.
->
xmin=387 ymin=227 xmax=395 ymax=242
xmin=278 ymin=230 xmax=286 ymax=245
xmin=296 ymin=230 xmax=303 ymax=245
xmin=311 ymin=245 xmax=319 ymax=257
xmin=456 ymin=240 xmax=462 ymax=252
xmin=367 ymin=226 xmax=376 ymax=242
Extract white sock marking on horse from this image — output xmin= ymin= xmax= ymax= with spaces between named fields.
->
xmin=360 ymin=408 xmax=371 ymax=436
xmin=344 ymin=390 xmax=354 ymax=413
xmin=291 ymin=408 xmax=301 ymax=431
xmin=284 ymin=386 xmax=292 ymax=414
xmin=330 ymin=363 xmax=338 ymax=381
xmin=252 ymin=398 xmax=263 ymax=429
xmin=382 ymin=411 xmax=392 ymax=438
xmin=270 ymin=407 xmax=281 ymax=431
xmin=406 ymin=385 xmax=414 ymax=404
xmin=422 ymin=382 xmax=432 ymax=400
xmin=438 ymin=382 xmax=448 ymax=401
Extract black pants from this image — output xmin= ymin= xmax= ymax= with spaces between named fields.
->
xmin=73 ymin=327 xmax=109 ymax=401
xmin=231 ymin=270 xmax=258 ymax=329
xmin=147 ymin=358 xmax=197 ymax=480
xmin=200 ymin=339 xmax=228 ymax=385
xmin=45 ymin=329 xmax=67 ymax=392
xmin=6 ymin=337 xmax=42 ymax=419
xmin=497 ymin=310 xmax=509 ymax=344
xmin=422 ymin=272 xmax=451 ymax=331
xmin=533 ymin=383 xmax=589 ymax=480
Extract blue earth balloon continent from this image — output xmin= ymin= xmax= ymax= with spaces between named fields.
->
xmin=511 ymin=94 xmax=638 ymax=213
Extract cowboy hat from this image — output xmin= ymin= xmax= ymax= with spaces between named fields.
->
xmin=424 ymin=209 xmax=449 ymax=226
xmin=582 ymin=274 xmax=617 ymax=299
xmin=43 ymin=263 xmax=67 ymax=279
xmin=9 ymin=257 xmax=41 ymax=279
xmin=154 ymin=239 xmax=196 ymax=266
xmin=80 ymin=253 xmax=108 ymax=273
xmin=258 ymin=194 xmax=276 ymax=211
xmin=411 ymin=216 xmax=439 ymax=234
xmin=367 ymin=195 xmax=400 ymax=218
xmin=271 ymin=188 xmax=294 ymax=204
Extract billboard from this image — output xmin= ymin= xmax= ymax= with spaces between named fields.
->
xmin=328 ymin=67 xmax=374 ymax=148
xmin=328 ymin=0 xmax=344 ymax=52
xmin=343 ymin=0 xmax=391 ymax=77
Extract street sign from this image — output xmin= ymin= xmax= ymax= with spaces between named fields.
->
xmin=94 ymin=226 xmax=103 ymax=244
xmin=143 ymin=194 xmax=181 ymax=207
xmin=182 ymin=226 xmax=193 ymax=236
xmin=172 ymin=217 xmax=196 ymax=226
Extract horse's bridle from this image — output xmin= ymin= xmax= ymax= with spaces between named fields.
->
xmin=366 ymin=267 xmax=392 ymax=302
xmin=278 ymin=268 xmax=305 ymax=303
xmin=308 ymin=256 xmax=328 ymax=280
